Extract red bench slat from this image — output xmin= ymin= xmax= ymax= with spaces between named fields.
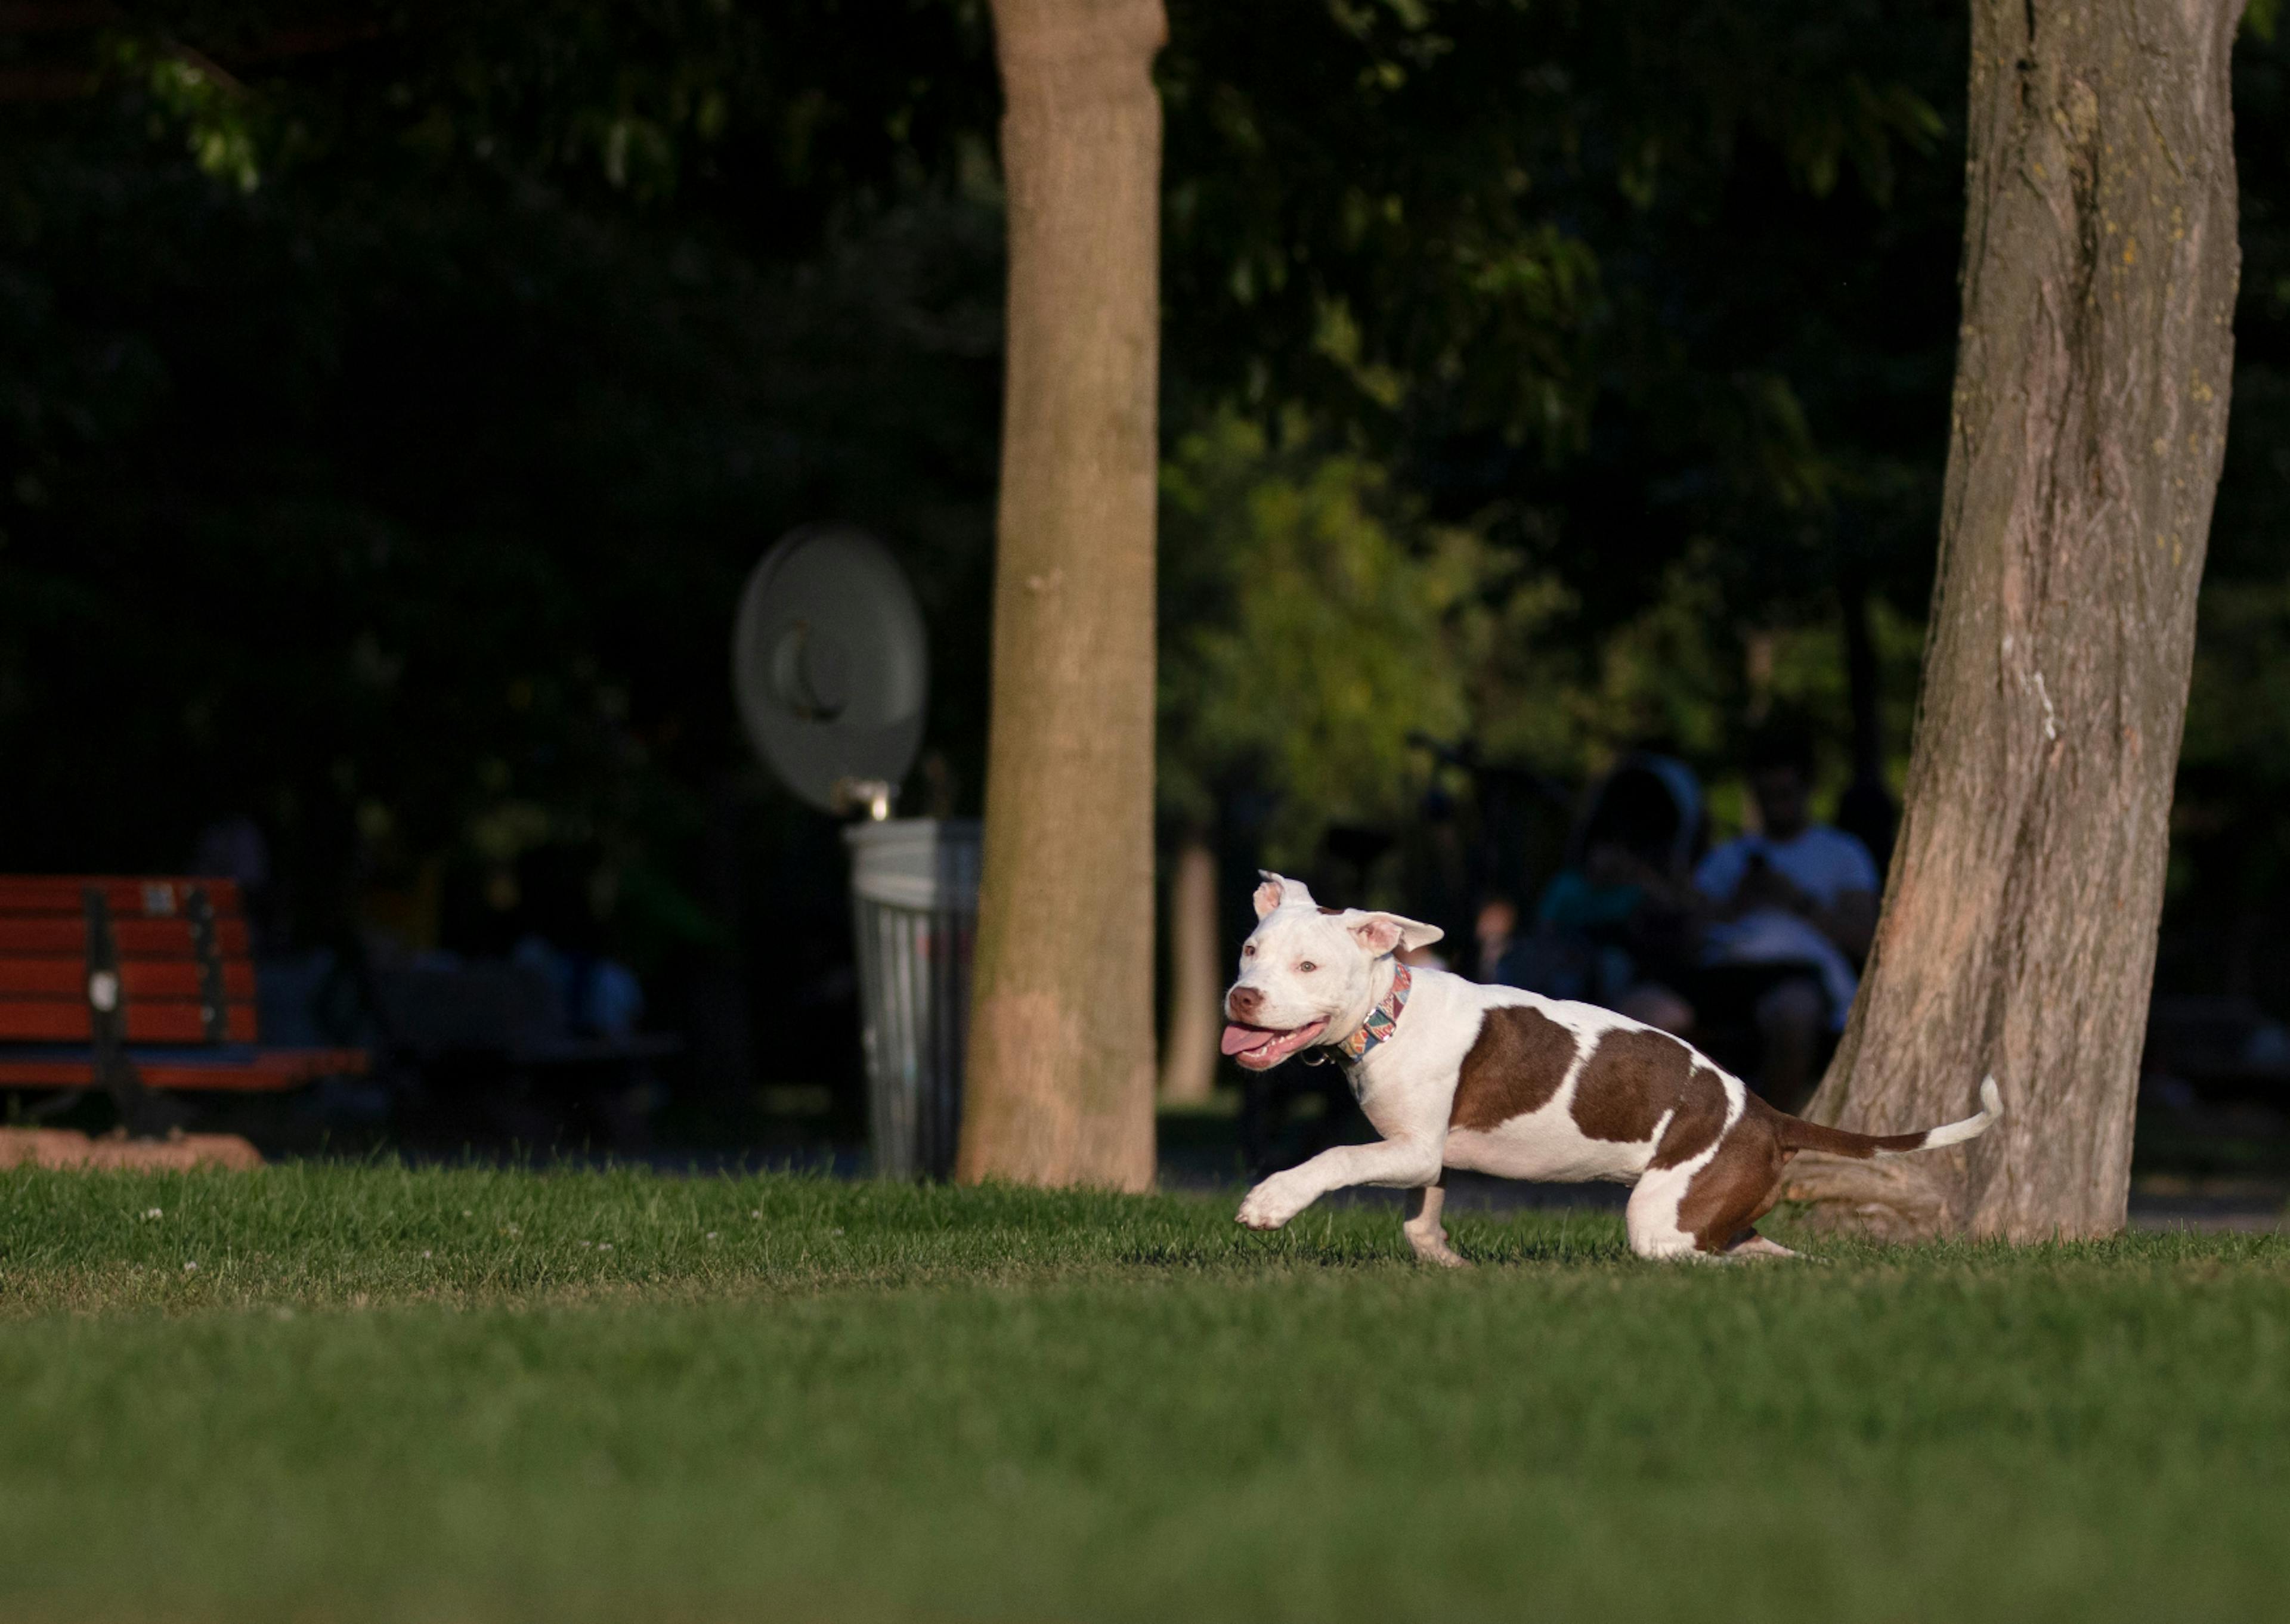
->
xmin=0 ymin=875 xmax=364 ymax=1104
xmin=0 ymin=878 xmax=244 ymax=918
xmin=0 ymin=917 xmax=253 ymax=956
xmin=0 ymin=1002 xmax=259 ymax=1043
xmin=0 ymin=958 xmax=258 ymax=1000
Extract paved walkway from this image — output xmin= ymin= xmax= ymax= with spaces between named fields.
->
xmin=2127 ymin=1177 xmax=2289 ymax=1234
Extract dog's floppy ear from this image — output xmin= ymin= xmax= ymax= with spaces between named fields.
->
xmin=1345 ymin=910 xmax=1444 ymax=957
xmin=1254 ymin=871 xmax=1315 ymax=919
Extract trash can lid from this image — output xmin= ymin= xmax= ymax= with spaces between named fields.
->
xmin=843 ymin=817 xmax=983 ymax=912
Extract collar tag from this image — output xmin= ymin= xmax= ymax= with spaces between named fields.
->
xmin=1338 ymin=962 xmax=1412 ymax=1064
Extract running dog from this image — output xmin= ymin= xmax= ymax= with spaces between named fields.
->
xmin=1221 ymin=873 xmax=2001 ymax=1261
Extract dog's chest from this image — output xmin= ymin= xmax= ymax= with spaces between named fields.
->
xmin=1346 ymin=993 xmax=1480 ymax=1133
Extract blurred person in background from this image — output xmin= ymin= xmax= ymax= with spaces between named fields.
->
xmin=1694 ymin=724 xmax=1879 ymax=1111
xmin=1472 ymin=894 xmax=1525 ymax=984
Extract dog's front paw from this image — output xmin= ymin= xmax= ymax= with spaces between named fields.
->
xmin=1236 ymin=1173 xmax=1314 ymax=1231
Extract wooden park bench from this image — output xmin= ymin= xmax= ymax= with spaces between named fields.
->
xmin=0 ymin=876 xmax=366 ymax=1136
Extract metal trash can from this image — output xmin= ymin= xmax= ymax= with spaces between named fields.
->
xmin=843 ymin=817 xmax=982 ymax=1179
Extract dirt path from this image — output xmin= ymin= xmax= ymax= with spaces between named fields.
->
xmin=0 ymin=1128 xmax=261 ymax=1171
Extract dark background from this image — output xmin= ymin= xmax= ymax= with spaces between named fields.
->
xmin=4 ymin=2 xmax=2288 ymax=1156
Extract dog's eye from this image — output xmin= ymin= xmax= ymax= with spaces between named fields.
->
xmin=1298 ymin=961 xmax=1317 ymax=974
xmin=1242 ymin=944 xmax=1256 ymax=958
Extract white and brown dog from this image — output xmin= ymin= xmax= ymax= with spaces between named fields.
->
xmin=1222 ymin=873 xmax=2001 ymax=1262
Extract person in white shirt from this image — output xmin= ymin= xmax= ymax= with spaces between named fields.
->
xmin=1694 ymin=729 xmax=1880 ymax=1111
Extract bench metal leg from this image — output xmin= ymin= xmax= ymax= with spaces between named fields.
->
xmin=18 ymin=1087 xmax=89 ymax=1123
xmin=81 ymin=887 xmax=187 ymax=1139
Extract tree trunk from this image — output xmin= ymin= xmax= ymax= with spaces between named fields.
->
xmin=956 ymin=0 xmax=1165 ymax=1190
xmin=1788 ymin=0 xmax=2242 ymax=1241
xmin=1158 ymin=836 xmax=1220 ymax=1105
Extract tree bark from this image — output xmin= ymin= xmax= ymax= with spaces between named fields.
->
xmin=1158 ymin=836 xmax=1221 ymax=1105
xmin=957 ymin=0 xmax=1165 ymax=1190
xmin=1789 ymin=0 xmax=2242 ymax=1240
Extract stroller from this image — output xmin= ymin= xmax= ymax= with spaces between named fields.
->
xmin=1490 ymin=753 xmax=1707 ymax=1009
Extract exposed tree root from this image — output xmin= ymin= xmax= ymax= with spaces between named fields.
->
xmin=1779 ymin=1151 xmax=1956 ymax=1242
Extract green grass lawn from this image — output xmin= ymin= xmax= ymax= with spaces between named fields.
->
xmin=0 ymin=1164 xmax=2285 ymax=1623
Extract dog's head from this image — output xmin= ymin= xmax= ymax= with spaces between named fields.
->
xmin=1221 ymin=872 xmax=1443 ymax=1071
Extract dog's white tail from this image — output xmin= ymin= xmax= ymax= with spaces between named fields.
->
xmin=1775 ymin=1076 xmax=2004 ymax=1161
xmin=1901 ymin=1076 xmax=2005 ymax=1154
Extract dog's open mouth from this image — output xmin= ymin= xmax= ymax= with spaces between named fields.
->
xmin=1219 ymin=1018 xmax=1330 ymax=1071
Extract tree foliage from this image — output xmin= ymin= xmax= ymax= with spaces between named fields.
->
xmin=3 ymin=0 xmax=2290 ymax=1092
xmin=1158 ymin=411 xmax=1496 ymax=863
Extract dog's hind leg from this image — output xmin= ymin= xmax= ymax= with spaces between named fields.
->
xmin=1624 ymin=1166 xmax=1706 ymax=1260
xmin=1723 ymin=1233 xmax=1800 ymax=1260
xmin=1652 ymin=1112 xmax=1794 ymax=1260
xmin=1403 ymin=1174 xmax=1469 ymax=1269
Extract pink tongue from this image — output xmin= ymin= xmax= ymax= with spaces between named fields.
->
xmin=1221 ymin=1024 xmax=1274 ymax=1056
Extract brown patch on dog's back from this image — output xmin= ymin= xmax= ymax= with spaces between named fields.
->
xmin=1317 ymin=905 xmax=1344 ymax=915
xmin=1676 ymin=1096 xmax=1791 ymax=1251
xmin=1571 ymin=1027 xmax=1696 ymax=1144
xmin=1450 ymin=1006 xmax=1579 ymax=1132
xmin=1648 ymin=1063 xmax=1731 ymax=1170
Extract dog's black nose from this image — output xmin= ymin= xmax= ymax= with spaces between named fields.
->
xmin=1226 ymin=985 xmax=1262 ymax=1022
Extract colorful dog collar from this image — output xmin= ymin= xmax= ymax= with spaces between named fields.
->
xmin=1336 ymin=962 xmax=1412 ymax=1064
